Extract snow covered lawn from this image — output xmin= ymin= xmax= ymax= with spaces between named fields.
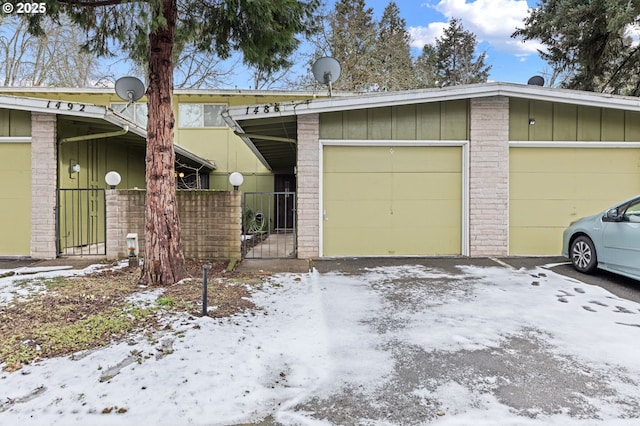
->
xmin=1 ymin=262 xmax=640 ymax=425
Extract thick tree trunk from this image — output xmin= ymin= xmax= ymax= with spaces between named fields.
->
xmin=140 ymin=0 xmax=187 ymax=285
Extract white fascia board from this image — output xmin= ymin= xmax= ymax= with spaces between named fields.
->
xmin=174 ymin=143 xmax=217 ymax=170
xmin=103 ymin=109 xmax=146 ymax=137
xmin=0 ymin=94 xmax=108 ymax=118
xmin=0 ymin=94 xmax=216 ymax=169
xmin=221 ymin=108 xmax=272 ymax=171
xmin=226 ymin=82 xmax=640 ymax=123
xmin=0 ymin=94 xmax=146 ymax=135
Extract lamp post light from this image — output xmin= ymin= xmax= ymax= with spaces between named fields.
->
xmin=105 ymin=171 xmax=122 ymax=189
xmin=229 ymin=172 xmax=244 ymax=190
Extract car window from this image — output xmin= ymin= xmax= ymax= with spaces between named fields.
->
xmin=623 ymin=200 xmax=640 ymax=223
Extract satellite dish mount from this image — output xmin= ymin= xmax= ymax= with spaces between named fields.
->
xmin=312 ymin=57 xmax=341 ymax=97
xmin=115 ymin=76 xmax=146 ymax=106
xmin=527 ymin=75 xmax=545 ymax=86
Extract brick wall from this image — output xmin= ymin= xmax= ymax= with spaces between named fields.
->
xmin=469 ymin=96 xmax=509 ymax=256
xmin=296 ymin=114 xmax=320 ymax=258
xmin=30 ymin=112 xmax=57 ymax=259
xmin=106 ymin=190 xmax=241 ymax=260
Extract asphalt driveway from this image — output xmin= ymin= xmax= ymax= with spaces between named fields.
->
xmin=278 ymin=257 xmax=640 ymax=425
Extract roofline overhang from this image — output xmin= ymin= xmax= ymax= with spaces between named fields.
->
xmin=225 ymin=82 xmax=640 ymax=122
xmin=222 ymin=111 xmax=272 ymax=170
xmin=0 ymin=94 xmax=216 ymax=171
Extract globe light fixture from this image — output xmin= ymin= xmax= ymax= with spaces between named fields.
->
xmin=105 ymin=171 xmax=122 ymax=189
xmin=229 ymin=172 xmax=244 ymax=190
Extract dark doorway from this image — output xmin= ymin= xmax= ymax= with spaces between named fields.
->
xmin=275 ymin=174 xmax=296 ymax=230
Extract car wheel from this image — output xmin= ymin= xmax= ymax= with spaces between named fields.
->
xmin=570 ymin=236 xmax=597 ymax=274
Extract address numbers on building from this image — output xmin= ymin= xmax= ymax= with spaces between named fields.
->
xmin=46 ymin=100 xmax=86 ymax=112
xmin=245 ymin=103 xmax=282 ymax=115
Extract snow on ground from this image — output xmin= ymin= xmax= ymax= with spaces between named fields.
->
xmin=1 ymin=262 xmax=640 ymax=425
xmin=0 ymin=262 xmax=128 ymax=306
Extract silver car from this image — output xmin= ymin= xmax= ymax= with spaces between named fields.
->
xmin=562 ymin=195 xmax=640 ymax=281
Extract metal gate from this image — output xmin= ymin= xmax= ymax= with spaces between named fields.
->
xmin=242 ymin=191 xmax=296 ymax=258
xmin=57 ymin=188 xmax=106 ymax=256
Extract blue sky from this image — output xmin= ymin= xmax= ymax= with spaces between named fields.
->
xmin=378 ymin=0 xmax=545 ymax=84
xmin=221 ymin=0 xmax=546 ymax=89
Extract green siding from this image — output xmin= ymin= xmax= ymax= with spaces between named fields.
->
xmin=57 ymin=137 xmax=146 ymax=251
xmin=625 ymin=111 xmax=640 ymax=140
xmin=0 ymin=143 xmax=31 ymax=255
xmin=577 ymin=106 xmax=601 ymax=141
xmin=553 ymin=104 xmax=577 ymax=140
xmin=320 ymin=100 xmax=469 ymax=140
xmin=0 ymin=109 xmax=30 ymax=137
xmin=602 ymin=109 xmax=625 ymax=141
xmin=510 ymin=99 xmax=640 ymax=141
xmin=58 ymin=139 xmax=146 ymax=190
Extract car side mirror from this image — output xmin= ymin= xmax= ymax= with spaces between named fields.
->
xmin=605 ymin=208 xmax=621 ymax=221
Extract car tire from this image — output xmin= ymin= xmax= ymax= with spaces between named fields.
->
xmin=570 ymin=235 xmax=597 ymax=274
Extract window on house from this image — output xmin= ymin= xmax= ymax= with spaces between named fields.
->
xmin=178 ymin=104 xmax=226 ymax=128
xmin=111 ymin=103 xmax=148 ymax=128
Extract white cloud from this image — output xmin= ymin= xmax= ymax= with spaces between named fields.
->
xmin=408 ymin=22 xmax=448 ymax=49
xmin=409 ymin=0 xmax=541 ymax=56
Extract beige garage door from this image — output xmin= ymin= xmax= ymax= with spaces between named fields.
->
xmin=509 ymin=147 xmax=640 ymax=255
xmin=322 ymin=145 xmax=462 ymax=256
xmin=0 ymin=143 xmax=31 ymax=255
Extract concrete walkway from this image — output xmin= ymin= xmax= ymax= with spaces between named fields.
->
xmin=245 ymin=231 xmax=296 ymax=259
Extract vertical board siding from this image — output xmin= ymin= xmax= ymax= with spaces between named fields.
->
xmin=320 ymin=100 xmax=469 ymax=140
xmin=510 ymin=100 xmax=640 ymax=141
xmin=0 ymin=109 xmax=31 ymax=137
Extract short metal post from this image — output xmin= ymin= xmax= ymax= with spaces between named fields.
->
xmin=202 ymin=264 xmax=211 ymax=317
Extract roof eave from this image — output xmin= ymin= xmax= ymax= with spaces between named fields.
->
xmin=225 ymin=82 xmax=640 ymax=122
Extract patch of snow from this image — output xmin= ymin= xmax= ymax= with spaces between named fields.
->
xmin=1 ymin=263 xmax=640 ymax=425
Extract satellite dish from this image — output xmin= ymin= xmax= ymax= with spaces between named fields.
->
xmin=312 ymin=57 xmax=341 ymax=96
xmin=115 ymin=76 xmax=145 ymax=103
xmin=527 ymin=75 xmax=545 ymax=86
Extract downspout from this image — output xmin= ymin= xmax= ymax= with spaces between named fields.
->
xmin=59 ymin=125 xmax=129 ymax=143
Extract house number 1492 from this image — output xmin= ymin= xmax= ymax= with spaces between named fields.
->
xmin=46 ymin=100 xmax=86 ymax=112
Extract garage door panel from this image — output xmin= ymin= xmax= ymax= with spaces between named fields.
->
xmin=510 ymin=148 xmax=640 ymax=173
xmin=390 ymin=146 xmax=462 ymax=173
xmin=324 ymin=172 xmax=391 ymax=201
xmin=510 ymin=173 xmax=636 ymax=201
xmin=323 ymin=227 xmax=395 ymax=256
xmin=391 ymin=199 xmax=461 ymax=228
xmin=391 ymin=173 xmax=462 ymax=200
xmin=323 ymin=145 xmax=462 ymax=256
xmin=324 ymin=146 xmax=393 ymax=172
xmin=509 ymin=147 xmax=640 ymax=255
xmin=324 ymin=200 xmax=391 ymax=228
xmin=391 ymin=228 xmax=460 ymax=255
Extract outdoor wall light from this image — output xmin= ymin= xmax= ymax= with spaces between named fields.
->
xmin=529 ymin=118 xmax=536 ymax=125
xmin=105 ymin=171 xmax=122 ymax=189
xmin=126 ymin=233 xmax=139 ymax=267
xmin=229 ymin=172 xmax=244 ymax=190
xmin=126 ymin=233 xmax=139 ymax=257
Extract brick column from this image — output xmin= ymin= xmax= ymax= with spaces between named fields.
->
xmin=296 ymin=114 xmax=320 ymax=258
xmin=30 ymin=112 xmax=58 ymax=259
xmin=469 ymin=96 xmax=509 ymax=256
xmin=106 ymin=190 xmax=125 ymax=259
